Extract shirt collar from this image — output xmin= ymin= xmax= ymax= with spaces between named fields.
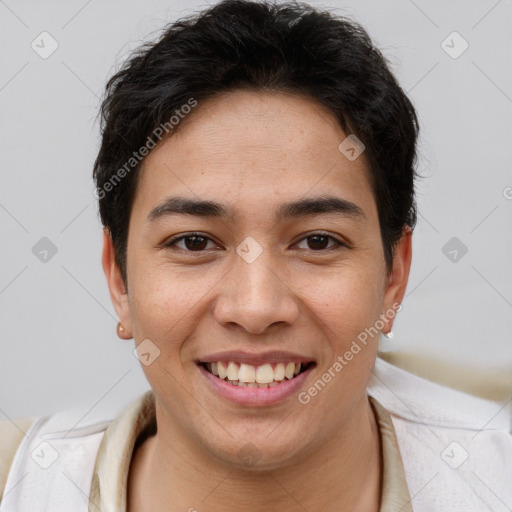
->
xmin=369 ymin=356 xmax=511 ymax=431
xmin=370 ymin=396 xmax=414 ymax=511
xmin=90 ymin=389 xmax=412 ymax=511
xmin=89 ymin=389 xmax=155 ymax=512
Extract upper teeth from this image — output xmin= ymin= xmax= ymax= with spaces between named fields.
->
xmin=207 ymin=361 xmax=302 ymax=383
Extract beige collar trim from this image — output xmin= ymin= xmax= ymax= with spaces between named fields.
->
xmin=90 ymin=392 xmax=412 ymax=512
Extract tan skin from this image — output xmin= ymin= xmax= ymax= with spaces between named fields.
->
xmin=102 ymin=89 xmax=412 ymax=512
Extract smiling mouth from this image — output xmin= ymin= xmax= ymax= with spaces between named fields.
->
xmin=199 ymin=361 xmax=316 ymax=388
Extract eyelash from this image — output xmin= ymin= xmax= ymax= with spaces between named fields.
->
xmin=163 ymin=232 xmax=347 ymax=253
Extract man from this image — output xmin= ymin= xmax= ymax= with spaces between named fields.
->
xmin=1 ymin=1 xmax=510 ymax=511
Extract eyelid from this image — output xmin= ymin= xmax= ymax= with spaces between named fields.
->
xmin=163 ymin=231 xmax=347 ymax=252
xmin=163 ymin=232 xmax=221 ymax=251
xmin=293 ymin=231 xmax=346 ymax=251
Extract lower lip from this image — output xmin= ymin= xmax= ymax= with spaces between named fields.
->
xmin=197 ymin=363 xmax=314 ymax=406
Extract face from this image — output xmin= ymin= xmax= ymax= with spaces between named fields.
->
xmin=103 ymin=89 xmax=411 ymax=470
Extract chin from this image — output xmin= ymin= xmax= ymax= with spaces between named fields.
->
xmin=205 ymin=430 xmax=311 ymax=472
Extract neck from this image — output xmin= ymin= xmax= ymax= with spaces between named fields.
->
xmin=128 ymin=396 xmax=382 ymax=512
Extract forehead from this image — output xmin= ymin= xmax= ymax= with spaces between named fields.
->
xmin=133 ymin=89 xmax=375 ymax=218
xmin=158 ymin=89 xmax=359 ymax=167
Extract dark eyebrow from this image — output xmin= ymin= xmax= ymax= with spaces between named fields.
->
xmin=147 ymin=195 xmax=365 ymax=223
xmin=148 ymin=196 xmax=231 ymax=222
xmin=277 ymin=195 xmax=365 ymax=222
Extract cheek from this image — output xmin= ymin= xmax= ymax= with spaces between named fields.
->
xmin=299 ymin=264 xmax=384 ymax=344
xmin=127 ymin=273 xmax=200 ymax=395
xmin=127 ymin=258 xmax=223 ymax=349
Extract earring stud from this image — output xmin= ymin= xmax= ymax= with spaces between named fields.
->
xmin=117 ymin=322 xmax=128 ymax=339
xmin=382 ymin=331 xmax=394 ymax=339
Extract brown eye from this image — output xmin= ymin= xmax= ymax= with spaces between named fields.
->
xmin=306 ymin=235 xmax=329 ymax=250
xmin=165 ymin=233 xmax=217 ymax=251
xmin=295 ymin=233 xmax=344 ymax=251
xmin=183 ymin=236 xmax=208 ymax=251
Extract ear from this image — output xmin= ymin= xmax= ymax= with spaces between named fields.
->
xmin=381 ymin=227 xmax=412 ymax=333
xmin=102 ymin=228 xmax=132 ymax=339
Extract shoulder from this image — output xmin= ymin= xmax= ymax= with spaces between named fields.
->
xmin=0 ymin=411 xmax=112 ymax=509
xmin=0 ymin=392 xmax=152 ymax=509
xmin=369 ymin=356 xmax=512 ymax=432
xmin=369 ymin=357 xmax=512 ymax=511
xmin=0 ymin=417 xmax=37 ymax=500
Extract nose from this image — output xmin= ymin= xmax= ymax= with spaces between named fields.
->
xmin=212 ymin=248 xmax=300 ymax=335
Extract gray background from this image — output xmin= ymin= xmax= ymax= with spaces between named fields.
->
xmin=0 ymin=0 xmax=511 ymax=421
